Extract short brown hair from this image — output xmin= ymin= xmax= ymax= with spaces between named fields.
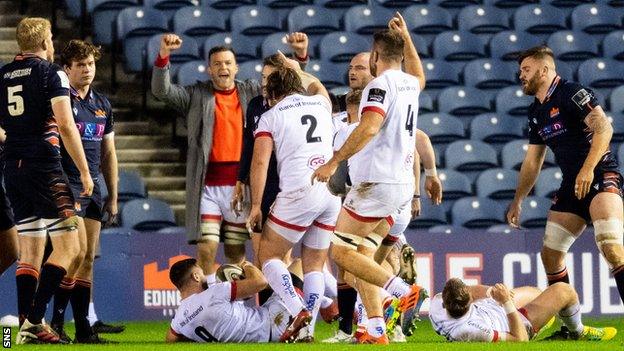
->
xmin=346 ymin=89 xmax=362 ymax=106
xmin=262 ymin=53 xmax=284 ymax=68
xmin=266 ymin=67 xmax=305 ymax=101
xmin=169 ymin=258 xmax=197 ymax=290
xmin=517 ymin=45 xmax=555 ymax=65
xmin=373 ymin=30 xmax=404 ymax=63
xmin=208 ymin=45 xmax=236 ymax=62
xmin=60 ymin=40 xmax=101 ymax=67
xmin=16 ymin=17 xmax=51 ymax=52
xmin=442 ymin=278 xmax=471 ymax=318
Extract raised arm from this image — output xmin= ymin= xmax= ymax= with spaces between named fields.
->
xmin=151 ymin=34 xmax=191 ymax=114
xmin=389 ymin=12 xmax=426 ymax=90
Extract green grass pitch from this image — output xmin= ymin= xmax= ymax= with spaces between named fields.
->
xmin=6 ymin=317 xmax=624 ymax=350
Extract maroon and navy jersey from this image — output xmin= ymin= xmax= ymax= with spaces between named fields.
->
xmin=0 ymin=54 xmax=70 ymax=161
xmin=61 ymin=87 xmax=114 ymax=178
xmin=527 ymin=76 xmax=619 ymax=182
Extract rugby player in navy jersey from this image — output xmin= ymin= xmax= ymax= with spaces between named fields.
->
xmin=0 ymin=17 xmax=93 ymax=344
xmin=46 ymin=39 xmax=119 ymax=344
xmin=0 ymin=127 xmax=18 ymax=276
xmin=507 ymin=46 xmax=624 ymax=339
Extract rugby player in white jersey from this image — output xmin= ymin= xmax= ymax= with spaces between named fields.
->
xmin=312 ymin=13 xmax=427 ymax=344
xmin=247 ymin=62 xmax=341 ymax=342
xmin=430 ymin=278 xmax=616 ymax=342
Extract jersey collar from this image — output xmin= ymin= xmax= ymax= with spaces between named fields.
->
xmin=14 ymin=53 xmax=41 ymax=61
xmin=544 ymin=75 xmax=561 ymax=102
xmin=70 ymin=86 xmax=94 ymax=101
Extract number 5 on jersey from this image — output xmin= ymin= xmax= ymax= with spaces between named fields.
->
xmin=7 ymin=85 xmax=24 ymax=116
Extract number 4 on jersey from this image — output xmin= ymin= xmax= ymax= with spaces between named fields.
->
xmin=405 ymin=104 xmax=414 ymax=136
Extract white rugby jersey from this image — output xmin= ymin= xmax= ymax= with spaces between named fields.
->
xmin=429 ymin=293 xmax=508 ymax=342
xmin=255 ymin=94 xmax=335 ymax=192
xmin=350 ymin=69 xmax=420 ymax=184
xmin=170 ymin=282 xmax=270 ymax=343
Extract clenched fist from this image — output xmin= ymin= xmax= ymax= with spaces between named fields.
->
xmin=159 ymin=33 xmax=183 ymax=58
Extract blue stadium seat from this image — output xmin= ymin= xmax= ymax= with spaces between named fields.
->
xmin=463 ymin=59 xmax=517 ymax=90
xmin=489 ymin=31 xmax=543 ymax=61
xmin=118 ymin=170 xmax=147 ymax=201
xmin=496 ymin=86 xmax=532 ymax=116
xmin=570 ymin=4 xmax=622 ymax=34
xmin=619 ymin=143 xmax=624 ymax=165
xmin=344 ymin=5 xmax=394 ymax=35
xmin=204 ymin=0 xmax=256 ymax=9
xmin=121 ymin=199 xmax=177 ymax=231
xmin=97 ymin=173 xmax=109 ymax=200
xmin=482 ymin=0 xmax=536 ymax=8
xmin=470 ymin=113 xmax=525 ymax=143
xmin=545 ymin=0 xmax=600 ymax=10
xmin=87 ymin=0 xmax=138 ymax=45
xmin=173 ymin=6 xmax=228 ymax=47
xmin=457 ymin=5 xmax=510 ymax=34
xmin=409 ymin=200 xmax=448 ymax=228
xmin=403 ymin=5 xmax=453 ymax=35
xmin=547 ymin=31 xmax=599 ymax=62
xmin=451 ymin=197 xmax=505 ymax=228
xmin=535 ymin=167 xmax=562 ymax=197
xmin=259 ymin=0 xmax=311 ymax=8
xmin=261 ymin=32 xmax=294 ymax=57
xmin=203 ymin=33 xmax=258 ymax=62
xmin=319 ymin=32 xmax=369 ymax=62
xmin=437 ymin=169 xmax=473 ymax=199
xmin=486 ymin=224 xmax=517 ymax=234
xmin=306 ymin=60 xmax=347 ymax=88
xmin=237 ymin=60 xmax=263 ymax=81
xmin=430 ymin=0 xmax=481 ymax=9
xmin=513 ymin=4 xmax=567 ymax=34
xmin=287 ymin=5 xmax=340 ymax=34
xmin=143 ymin=0 xmax=197 ymax=19
xmin=411 ymin=34 xmax=431 ymax=58
xmin=419 ymin=91 xmax=434 ymax=113
xmin=445 ymin=140 xmax=498 ymax=171
xmin=315 ymin=0 xmax=368 ymax=8
xmin=594 ymin=0 xmax=624 ymax=6
xmin=555 ymin=60 xmax=574 ymax=80
xmin=577 ymin=59 xmax=624 ymax=89
xmin=422 ymin=59 xmax=461 ymax=89
xmin=606 ymin=112 xmax=624 ymax=142
xmin=433 ymin=31 xmax=487 ymax=61
xmin=418 ymin=113 xmax=466 ymax=143
xmin=175 ymin=60 xmax=209 ymax=86
xmin=146 ymin=34 xmax=200 ymax=71
xmin=603 ymin=31 xmax=624 ymax=60
xmin=476 ymin=168 xmax=519 ymax=199
xmin=611 ymin=86 xmax=624 ymax=113
xmin=157 ymin=226 xmax=187 ymax=235
xmin=373 ymin=0 xmax=426 ymax=7
xmin=116 ymin=7 xmax=169 ymax=73
xmin=428 ymin=225 xmax=464 ymax=234
xmin=501 ymin=139 xmax=557 ymax=170
xmin=230 ymin=6 xmax=282 ymax=36
xmin=65 ymin=0 xmax=83 ymax=18
xmin=438 ymin=86 xmax=492 ymax=116
xmin=520 ymin=196 xmax=551 ymax=228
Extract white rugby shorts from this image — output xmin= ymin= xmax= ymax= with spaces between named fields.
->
xmin=342 ymin=182 xmax=413 ymax=225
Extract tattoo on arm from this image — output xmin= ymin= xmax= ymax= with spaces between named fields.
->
xmin=585 ymin=110 xmax=610 ymax=134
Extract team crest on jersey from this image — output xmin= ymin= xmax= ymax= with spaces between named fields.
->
xmin=549 ymin=107 xmax=560 ymax=118
xmin=94 ymin=109 xmax=107 ymax=118
xmin=308 ymin=155 xmax=326 ymax=169
xmin=273 ymin=312 xmax=284 ymax=326
xmin=367 ymin=88 xmax=386 ymax=103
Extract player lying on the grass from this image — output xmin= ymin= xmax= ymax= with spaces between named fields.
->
xmin=430 ymin=278 xmax=617 ymax=342
xmin=166 ymin=258 xmax=308 ymax=343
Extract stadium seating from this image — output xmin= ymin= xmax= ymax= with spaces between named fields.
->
xmin=555 ymin=60 xmax=575 ymax=81
xmin=319 ymin=32 xmax=369 ymax=62
xmin=421 ymin=59 xmax=462 ymax=89
xmin=619 ymin=143 xmax=624 ymax=166
xmin=547 ymin=31 xmax=600 ymax=62
xmin=172 ymin=6 xmax=228 ymax=48
xmin=475 ymin=168 xmax=519 ymax=199
xmin=146 ymin=34 xmax=200 ymax=71
xmin=436 ymin=169 xmax=473 ymax=199
xmin=374 ymin=0 xmax=426 ymax=8
xmin=470 ymin=113 xmax=525 ymax=143
xmin=419 ymin=91 xmax=434 ymax=113
xmin=451 ymin=197 xmax=506 ymax=228
xmin=204 ymin=0 xmax=256 ymax=8
xmin=445 ymin=140 xmax=498 ymax=171
xmin=501 ymin=139 xmax=557 ymax=170
xmin=87 ymin=0 xmax=139 ymax=45
xmin=428 ymin=225 xmax=464 ymax=234
xmin=430 ymin=0 xmax=481 ymax=9
xmin=520 ymin=196 xmax=551 ymax=228
xmin=577 ymin=59 xmax=624 ymax=89
xmin=203 ymin=33 xmax=258 ymax=62
xmin=513 ymin=4 xmax=567 ymax=34
xmin=157 ymin=226 xmax=187 ymax=235
xmin=175 ymin=60 xmax=209 ymax=86
xmin=607 ymin=112 xmax=624 ymax=142
xmin=116 ymin=7 xmax=168 ymax=73
xmin=418 ymin=113 xmax=466 ymax=143
xmin=315 ymin=0 xmax=368 ymax=8
xmin=143 ymin=0 xmax=197 ymax=19
xmin=344 ymin=5 xmax=394 ymax=35
xmin=118 ymin=170 xmax=148 ymax=202
xmin=408 ymin=200 xmax=448 ymax=228
xmin=237 ymin=60 xmax=264 ymax=81
xmin=570 ymin=4 xmax=622 ymax=34
xmin=535 ymin=167 xmax=563 ymax=198
xmin=438 ymin=86 xmax=492 ymax=116
xmin=306 ymin=60 xmax=348 ymax=88
xmin=482 ymin=0 xmax=537 ymax=9
xmin=486 ymin=224 xmax=516 ymax=234
xmin=259 ymin=0 xmax=310 ymax=8
xmin=611 ymin=85 xmax=624 ymax=113
xmin=402 ymin=5 xmax=453 ymax=35
xmin=495 ymin=86 xmax=532 ymax=116
xmin=603 ymin=31 xmax=624 ymax=60
xmin=287 ymin=5 xmax=340 ymax=34
xmin=121 ymin=198 xmax=177 ymax=231
xmin=261 ymin=32 xmax=295 ymax=57
xmin=433 ymin=31 xmax=487 ymax=61
xmin=65 ymin=0 xmax=83 ymax=18
xmin=489 ymin=31 xmax=543 ymax=61
xmin=457 ymin=5 xmax=510 ymax=34
xmin=230 ymin=5 xmax=282 ymax=36
xmin=462 ymin=59 xmax=517 ymax=90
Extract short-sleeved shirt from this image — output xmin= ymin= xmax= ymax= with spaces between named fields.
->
xmin=429 ymin=294 xmax=506 ymax=342
xmin=350 ymin=69 xmax=420 ymax=184
xmin=527 ymin=76 xmax=619 ymax=182
xmin=170 ymin=282 xmax=271 ymax=343
xmin=254 ymin=94 xmax=334 ymax=192
xmin=0 ymin=54 xmax=70 ymax=161
xmin=61 ymin=87 xmax=114 ymax=178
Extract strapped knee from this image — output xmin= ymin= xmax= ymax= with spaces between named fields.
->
xmin=16 ymin=217 xmax=46 ymax=237
xmin=331 ymin=231 xmax=362 ymax=250
xmin=200 ymin=221 xmax=221 ymax=243
xmin=543 ymin=221 xmax=576 ymax=252
xmin=361 ymin=233 xmax=383 ymax=250
xmin=223 ymin=224 xmax=250 ymax=245
xmin=593 ymin=218 xmax=624 ymax=267
xmin=45 ymin=217 xmax=78 ymax=237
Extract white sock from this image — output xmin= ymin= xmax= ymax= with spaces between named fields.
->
xmin=262 ymin=259 xmax=305 ymax=316
xmin=320 ymin=296 xmax=333 ymax=309
xmin=559 ymin=303 xmax=584 ymax=334
xmin=304 ymin=271 xmax=324 ymax=333
xmin=88 ymin=302 xmax=98 ymax=326
xmin=383 ymin=276 xmax=410 ymax=298
xmin=206 ymin=273 xmax=216 ymax=285
xmin=356 ymin=293 xmax=368 ymax=326
xmin=322 ymin=266 xmax=338 ymax=299
xmin=366 ymin=316 xmax=386 ymax=338
xmin=379 ymin=287 xmax=391 ymax=300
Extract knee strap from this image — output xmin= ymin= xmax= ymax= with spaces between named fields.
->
xmin=543 ymin=221 xmax=577 ymax=253
xmin=331 ymin=231 xmax=362 ymax=250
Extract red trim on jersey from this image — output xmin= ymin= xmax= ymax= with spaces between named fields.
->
xmin=313 ymin=221 xmax=335 ymax=231
xmin=201 ymin=214 xmax=222 ymax=222
xmin=386 ymin=216 xmax=394 ymax=227
xmin=230 ymin=281 xmax=237 ymax=301
xmin=254 ymin=131 xmax=273 ymax=139
xmin=155 ymin=54 xmax=170 ymax=68
xmin=295 ymin=53 xmax=309 ymax=62
xmin=343 ymin=207 xmax=384 ymax=223
xmin=361 ymin=106 xmax=386 ymax=119
xmin=492 ymin=330 xmax=499 ymax=342
xmin=268 ymin=214 xmax=307 ymax=232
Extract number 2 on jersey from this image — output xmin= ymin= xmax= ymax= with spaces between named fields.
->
xmin=7 ymin=85 xmax=24 ymax=116
xmin=301 ymin=114 xmax=322 ymax=143
xmin=404 ymin=104 xmax=414 ymax=137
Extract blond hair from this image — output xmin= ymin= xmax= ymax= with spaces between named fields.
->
xmin=16 ymin=17 xmax=51 ymax=52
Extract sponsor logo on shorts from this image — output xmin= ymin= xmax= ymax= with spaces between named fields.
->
xmin=367 ymin=88 xmax=386 ymax=104
xmin=308 ymin=155 xmax=326 ymax=170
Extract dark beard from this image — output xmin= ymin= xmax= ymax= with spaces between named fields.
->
xmin=522 ymin=73 xmax=540 ymax=96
